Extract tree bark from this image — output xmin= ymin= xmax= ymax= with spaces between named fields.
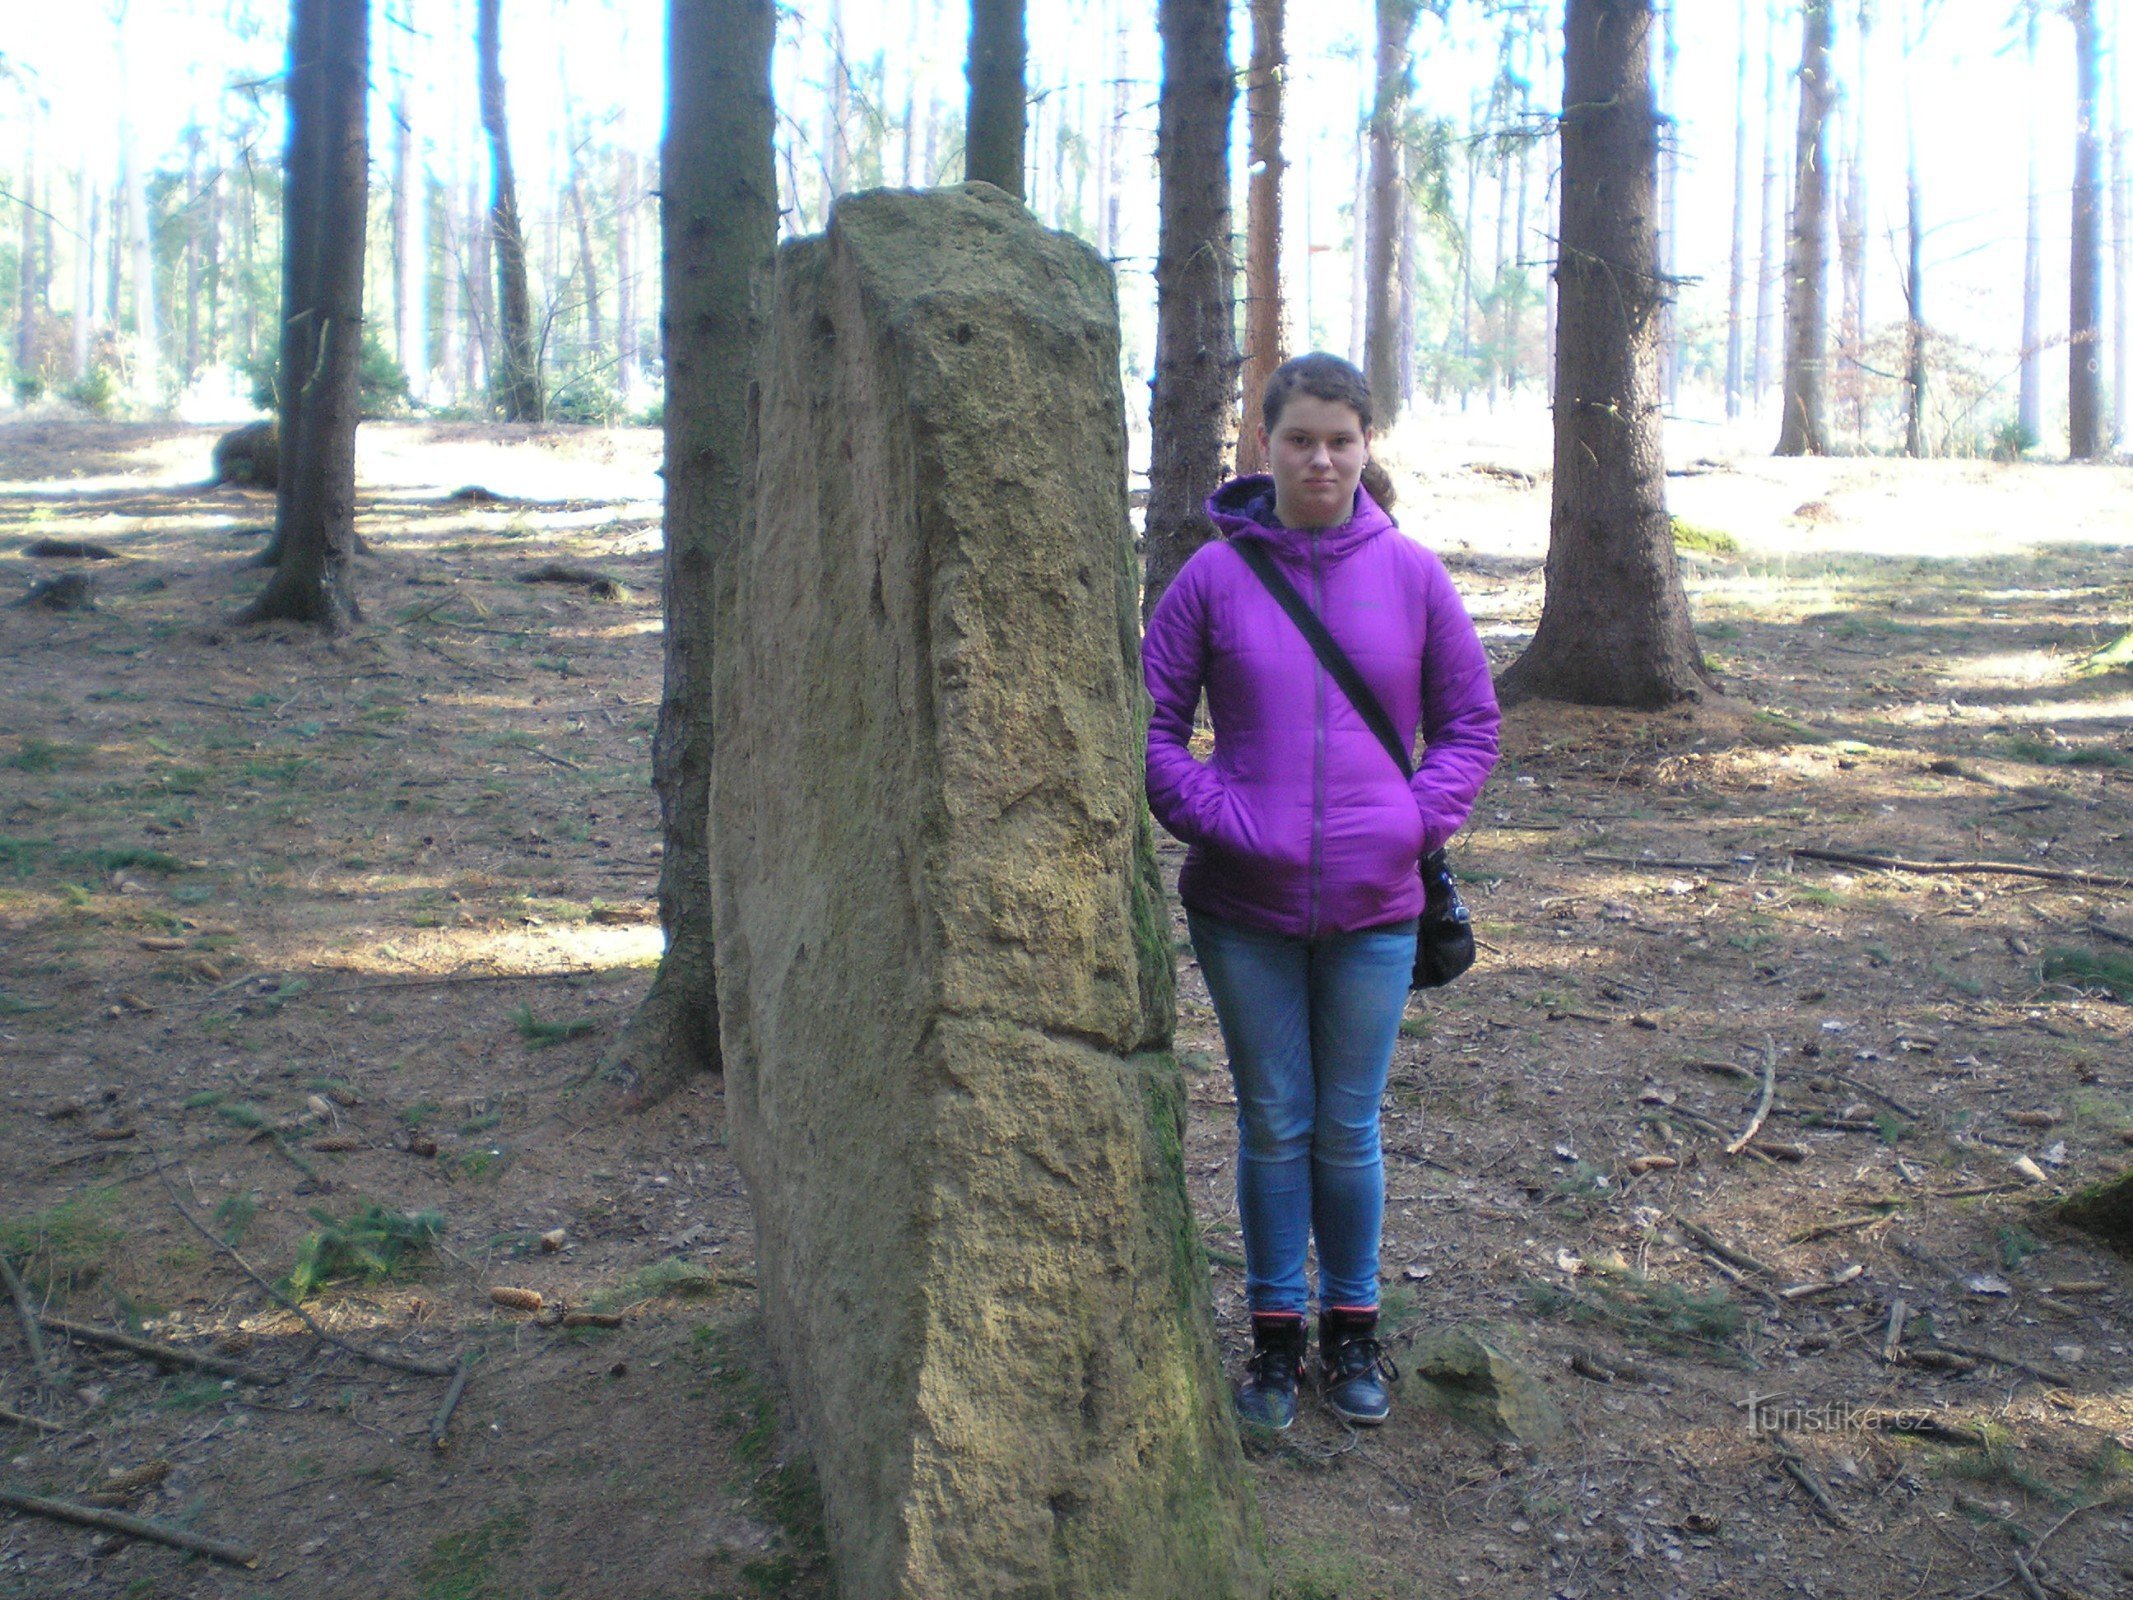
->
xmin=478 ymin=0 xmax=542 ymax=422
xmin=964 ymin=0 xmax=1026 ymax=198
xmin=1657 ymin=0 xmax=1678 ymax=411
xmin=2112 ymin=0 xmax=2127 ymax=446
xmin=616 ymin=149 xmax=638 ymax=403
xmin=1904 ymin=113 xmax=1924 ymax=457
xmin=70 ymin=169 xmax=90 ymax=382
xmin=1776 ymin=0 xmax=1834 ymax=455
xmin=259 ymin=0 xmax=327 ymax=570
xmin=2069 ymin=0 xmax=2104 ymax=459
xmin=1235 ymin=0 xmax=1285 ymax=477
xmin=1365 ymin=0 xmax=1419 ymax=425
xmin=1142 ymin=0 xmax=1234 ymax=622
xmin=15 ymin=118 xmax=37 ymax=390
xmin=239 ymin=0 xmax=368 ymax=632
xmin=1496 ymin=0 xmax=1707 ymax=711
xmin=1837 ymin=3 xmax=1869 ymax=443
xmin=602 ymin=0 xmax=776 ymax=1107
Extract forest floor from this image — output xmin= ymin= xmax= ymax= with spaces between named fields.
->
xmin=0 ymin=415 xmax=2130 ymax=1600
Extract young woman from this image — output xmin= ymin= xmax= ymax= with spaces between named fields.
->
xmin=1141 ymin=353 xmax=1500 ymax=1429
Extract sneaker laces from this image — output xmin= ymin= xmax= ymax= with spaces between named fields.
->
xmin=1326 ymin=1333 xmax=1398 ymax=1385
xmin=1244 ymin=1342 xmax=1303 ymax=1391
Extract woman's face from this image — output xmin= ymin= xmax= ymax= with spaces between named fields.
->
xmin=1259 ymin=394 xmax=1371 ymax=531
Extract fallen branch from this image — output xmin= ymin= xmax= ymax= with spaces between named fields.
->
xmin=1825 ymin=1071 xmax=1925 ymax=1124
xmin=1673 ymin=1215 xmax=1778 ymax=1278
xmin=1882 ymin=1299 xmax=1909 ymax=1363
xmin=0 ymin=1404 xmax=63 ymax=1434
xmin=152 ymin=1149 xmax=457 ymax=1379
xmin=41 ymin=1317 xmax=282 ymax=1385
xmin=1922 ymin=1340 xmax=2074 ymax=1388
xmin=429 ymin=1356 xmax=472 ymax=1451
xmin=23 ymin=538 xmax=122 ymax=561
xmin=1770 ymin=1436 xmax=1854 ymax=1530
xmin=0 ymin=1251 xmax=57 ymax=1395
xmin=0 ymin=1487 xmax=257 ymax=1568
xmin=1792 ymin=847 xmax=2133 ymax=892
xmin=1581 ymin=853 xmax=1738 ymax=872
xmin=1791 ymin=1211 xmax=1903 ymax=1246
xmin=1726 ymin=1038 xmax=1778 ymax=1156
xmin=2009 ymin=1548 xmax=2049 ymax=1600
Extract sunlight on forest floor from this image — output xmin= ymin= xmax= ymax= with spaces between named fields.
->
xmin=1 ymin=417 xmax=2129 ymax=1600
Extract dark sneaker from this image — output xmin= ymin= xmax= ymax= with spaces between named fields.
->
xmin=1319 ymin=1307 xmax=1397 ymax=1427
xmin=1237 ymin=1313 xmax=1307 ymax=1432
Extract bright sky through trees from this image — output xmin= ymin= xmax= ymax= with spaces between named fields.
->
xmin=1 ymin=0 xmax=2123 ymax=437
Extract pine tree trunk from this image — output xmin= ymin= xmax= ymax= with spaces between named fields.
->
xmin=1658 ymin=0 xmax=1678 ymax=411
xmin=1753 ymin=0 xmax=1780 ymax=399
xmin=1838 ymin=7 xmax=1869 ymax=444
xmin=1497 ymin=0 xmax=1707 ymax=711
xmin=240 ymin=0 xmax=368 ymax=632
xmin=2070 ymin=0 xmax=2105 ymax=459
xmin=1235 ymin=0 xmax=1285 ymax=477
xmin=1105 ymin=3 xmax=1128 ymax=253
xmin=15 ymin=122 xmax=37 ymax=388
xmin=70 ymin=169 xmax=90 ymax=381
xmin=965 ymin=0 xmax=1026 ymax=198
xmin=1776 ymin=0 xmax=1834 ymax=455
xmin=569 ymin=156 xmax=603 ymax=356
xmin=1365 ymin=0 xmax=1417 ymax=425
xmin=1725 ymin=0 xmax=1749 ymax=418
xmin=1142 ymin=0 xmax=1234 ymax=622
xmin=603 ymin=0 xmax=776 ymax=1106
xmin=393 ymin=6 xmax=429 ymax=405
xmin=2013 ymin=12 xmax=2042 ymax=446
xmin=1904 ymin=133 xmax=1924 ymax=458
xmin=122 ymin=119 xmax=159 ymax=406
xmin=259 ymin=0 xmax=328 ymax=571
xmin=2112 ymin=4 xmax=2127 ymax=446
xmin=616 ymin=149 xmax=638 ymax=404
xmin=183 ymin=126 xmax=201 ymax=384
xmin=478 ymin=0 xmax=542 ymax=421
xmin=827 ymin=0 xmax=851 ymax=199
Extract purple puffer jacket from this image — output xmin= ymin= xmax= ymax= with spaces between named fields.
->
xmin=1142 ymin=477 xmax=1501 ymax=938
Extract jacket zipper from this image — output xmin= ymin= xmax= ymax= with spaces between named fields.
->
xmin=1308 ymin=532 xmax=1325 ymax=940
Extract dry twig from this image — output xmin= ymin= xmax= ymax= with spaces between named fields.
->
xmin=429 ymin=1357 xmax=473 ymax=1451
xmin=0 ymin=1404 xmax=63 ymax=1434
xmin=1726 ymin=1038 xmax=1778 ymax=1156
xmin=0 ymin=1487 xmax=257 ymax=1568
xmin=1770 ymin=1436 xmax=1854 ymax=1530
xmin=1673 ymin=1215 xmax=1778 ymax=1278
xmin=1792 ymin=847 xmax=2133 ymax=892
xmin=0 ymin=1252 xmax=56 ymax=1396
xmin=42 ymin=1317 xmax=282 ymax=1384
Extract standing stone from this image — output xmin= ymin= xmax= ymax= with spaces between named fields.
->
xmin=711 ymin=184 xmax=1265 ymax=1600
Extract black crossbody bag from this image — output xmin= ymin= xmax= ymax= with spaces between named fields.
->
xmin=1229 ymin=538 xmax=1477 ymax=990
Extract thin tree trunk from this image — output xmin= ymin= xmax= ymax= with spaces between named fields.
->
xmin=1777 ymin=0 xmax=1834 ymax=455
xmin=2070 ymin=0 xmax=2105 ymax=459
xmin=1499 ymin=0 xmax=1706 ymax=710
xmin=2112 ymin=0 xmax=2126 ymax=447
xmin=15 ymin=119 xmax=37 ymax=388
xmin=1236 ymin=0 xmax=1285 ymax=477
xmin=203 ymin=134 xmax=223 ymax=372
xmin=568 ymin=144 xmax=603 ymax=358
xmin=1753 ymin=0 xmax=1780 ymax=399
xmin=71 ymin=168 xmax=90 ymax=381
xmin=240 ymin=0 xmax=368 ymax=631
xmin=1457 ymin=93 xmax=1478 ymax=404
xmin=965 ymin=0 xmax=1026 ymax=198
xmin=604 ymin=0 xmax=776 ymax=1106
xmin=1658 ymin=0 xmax=1678 ymax=411
xmin=827 ymin=0 xmax=851 ymax=199
xmin=1904 ymin=123 xmax=1923 ymax=458
xmin=1838 ymin=5 xmax=1869 ymax=443
xmin=1509 ymin=44 xmax=1532 ymax=396
xmin=1142 ymin=0 xmax=1234 ymax=621
xmin=1104 ymin=2 xmax=1128 ymax=254
xmin=1366 ymin=0 xmax=1418 ymax=426
xmin=393 ymin=4 xmax=428 ymax=404
xmin=1725 ymin=0 xmax=1749 ymax=418
xmin=1397 ymin=170 xmax=1418 ymax=408
xmin=182 ymin=125 xmax=201 ymax=384
xmin=2020 ymin=1 xmax=2042 ymax=445
xmin=616 ymin=149 xmax=638 ymax=403
xmin=122 ymin=119 xmax=158 ymax=406
xmin=478 ymin=0 xmax=542 ymax=421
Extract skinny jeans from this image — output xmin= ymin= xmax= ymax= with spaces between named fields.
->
xmin=1187 ymin=908 xmax=1417 ymax=1316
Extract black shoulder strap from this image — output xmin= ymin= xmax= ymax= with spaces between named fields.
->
xmin=1227 ymin=537 xmax=1414 ymax=782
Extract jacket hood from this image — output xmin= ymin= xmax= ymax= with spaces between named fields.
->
xmin=1205 ymin=474 xmax=1396 ymax=568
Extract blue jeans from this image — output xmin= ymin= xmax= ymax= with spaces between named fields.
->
xmin=1187 ymin=909 xmax=1418 ymax=1317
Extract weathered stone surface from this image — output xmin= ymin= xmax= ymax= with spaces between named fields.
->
xmin=709 ymin=185 xmax=1263 ymax=1600
xmin=1409 ymin=1329 xmax=1566 ymax=1445
xmin=211 ymin=419 xmax=279 ymax=488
